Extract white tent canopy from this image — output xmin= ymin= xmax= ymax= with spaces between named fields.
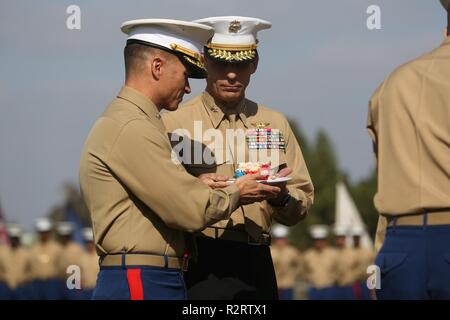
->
xmin=335 ymin=181 xmax=373 ymax=249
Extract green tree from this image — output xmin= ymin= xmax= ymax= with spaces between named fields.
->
xmin=348 ymin=170 xmax=378 ymax=240
xmin=287 ymin=125 xmax=340 ymax=249
xmin=285 ymin=120 xmax=378 ymax=250
xmin=287 ymin=119 xmax=311 ymax=163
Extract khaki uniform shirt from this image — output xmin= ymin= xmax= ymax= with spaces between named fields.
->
xmin=162 ymin=92 xmax=314 ymax=241
xmin=270 ymin=244 xmax=302 ymax=288
xmin=0 ymin=245 xmax=8 ymax=283
xmin=301 ymin=247 xmax=338 ymax=288
xmin=334 ymin=247 xmax=360 ymax=286
xmin=81 ymin=250 xmax=99 ymax=290
xmin=6 ymin=246 xmax=30 ymax=289
xmin=28 ymin=240 xmax=62 ymax=280
xmin=57 ymin=241 xmax=84 ymax=279
xmin=367 ymin=37 xmax=450 ymax=217
xmin=80 ymin=86 xmax=240 ymax=258
xmin=354 ymin=247 xmax=375 ymax=282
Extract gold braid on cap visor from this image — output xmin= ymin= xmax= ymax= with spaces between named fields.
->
xmin=170 ymin=43 xmax=205 ymax=70
xmin=206 ymin=43 xmax=258 ymax=62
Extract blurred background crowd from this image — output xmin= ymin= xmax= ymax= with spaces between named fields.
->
xmin=0 ymin=123 xmax=377 ymax=300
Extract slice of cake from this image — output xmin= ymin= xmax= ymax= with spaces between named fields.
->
xmin=234 ymin=162 xmax=273 ymax=180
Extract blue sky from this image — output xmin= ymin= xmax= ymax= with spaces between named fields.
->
xmin=0 ymin=0 xmax=446 ymax=229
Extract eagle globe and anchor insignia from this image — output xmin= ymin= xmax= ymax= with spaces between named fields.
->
xmin=228 ymin=20 xmax=242 ymax=33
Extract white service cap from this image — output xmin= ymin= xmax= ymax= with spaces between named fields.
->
xmin=333 ymin=225 xmax=349 ymax=237
xmin=7 ymin=224 xmax=23 ymax=238
xmin=35 ymin=217 xmax=52 ymax=232
xmin=309 ymin=225 xmax=329 ymax=239
xmin=272 ymin=225 xmax=289 ymax=238
xmin=56 ymin=222 xmax=74 ymax=236
xmin=194 ymin=16 xmax=271 ymax=63
xmin=121 ymin=19 xmax=214 ymax=78
xmin=83 ymin=227 xmax=94 ymax=242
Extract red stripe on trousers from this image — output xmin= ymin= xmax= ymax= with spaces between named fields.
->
xmin=126 ymin=269 xmax=144 ymax=300
xmin=353 ymin=282 xmax=362 ymax=300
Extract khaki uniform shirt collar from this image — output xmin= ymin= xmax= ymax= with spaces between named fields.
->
xmin=117 ymin=86 xmax=161 ymax=120
xmin=201 ymin=91 xmax=249 ymax=129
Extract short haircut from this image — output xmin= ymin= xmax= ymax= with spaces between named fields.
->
xmin=124 ymin=43 xmax=175 ymax=79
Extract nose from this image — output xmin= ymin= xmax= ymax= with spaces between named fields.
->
xmin=226 ymin=70 xmax=237 ymax=81
xmin=184 ymin=78 xmax=191 ymax=94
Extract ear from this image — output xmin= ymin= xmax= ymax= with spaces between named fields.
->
xmin=250 ymin=54 xmax=259 ymax=74
xmin=150 ymin=56 xmax=164 ymax=80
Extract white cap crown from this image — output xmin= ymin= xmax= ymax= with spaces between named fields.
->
xmin=121 ymin=19 xmax=214 ymax=78
xmin=56 ymin=222 xmax=74 ymax=236
xmin=272 ymin=225 xmax=289 ymax=238
xmin=194 ymin=16 xmax=271 ymax=63
xmin=309 ymin=225 xmax=329 ymax=239
xmin=35 ymin=217 xmax=52 ymax=232
xmin=83 ymin=227 xmax=94 ymax=242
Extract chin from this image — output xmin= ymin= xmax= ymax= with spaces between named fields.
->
xmin=163 ymin=102 xmax=179 ymax=111
xmin=166 ymin=105 xmax=179 ymax=111
xmin=219 ymin=92 xmax=243 ymax=103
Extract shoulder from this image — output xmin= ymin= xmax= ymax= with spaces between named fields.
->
xmin=375 ymin=49 xmax=437 ymax=98
xmin=103 ymin=96 xmax=149 ymax=125
xmin=326 ymin=248 xmax=340 ymax=258
xmin=70 ymin=242 xmax=84 ymax=253
xmin=112 ymin=118 xmax=168 ymax=150
xmin=285 ymin=246 xmax=300 ymax=257
xmin=86 ymin=98 xmax=151 ymax=147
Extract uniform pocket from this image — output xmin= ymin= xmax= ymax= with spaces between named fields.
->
xmin=374 ymin=252 xmax=408 ymax=275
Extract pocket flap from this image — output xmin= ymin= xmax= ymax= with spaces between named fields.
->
xmin=375 ymin=252 xmax=408 ymax=274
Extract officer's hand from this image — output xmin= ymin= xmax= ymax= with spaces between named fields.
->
xmin=198 ymin=173 xmax=230 ymax=189
xmin=235 ymin=174 xmax=281 ymax=205
xmin=266 ymin=167 xmax=292 ymax=205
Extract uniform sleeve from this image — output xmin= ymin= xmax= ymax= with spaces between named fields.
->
xmin=106 ymin=119 xmax=240 ymax=232
xmin=367 ymin=83 xmax=382 ymax=166
xmin=269 ymin=119 xmax=314 ymax=226
xmin=369 ymin=83 xmax=387 ymax=254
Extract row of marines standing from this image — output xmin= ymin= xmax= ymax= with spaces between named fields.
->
xmin=0 ymin=218 xmax=98 ymax=300
xmin=271 ymin=224 xmax=374 ymax=300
